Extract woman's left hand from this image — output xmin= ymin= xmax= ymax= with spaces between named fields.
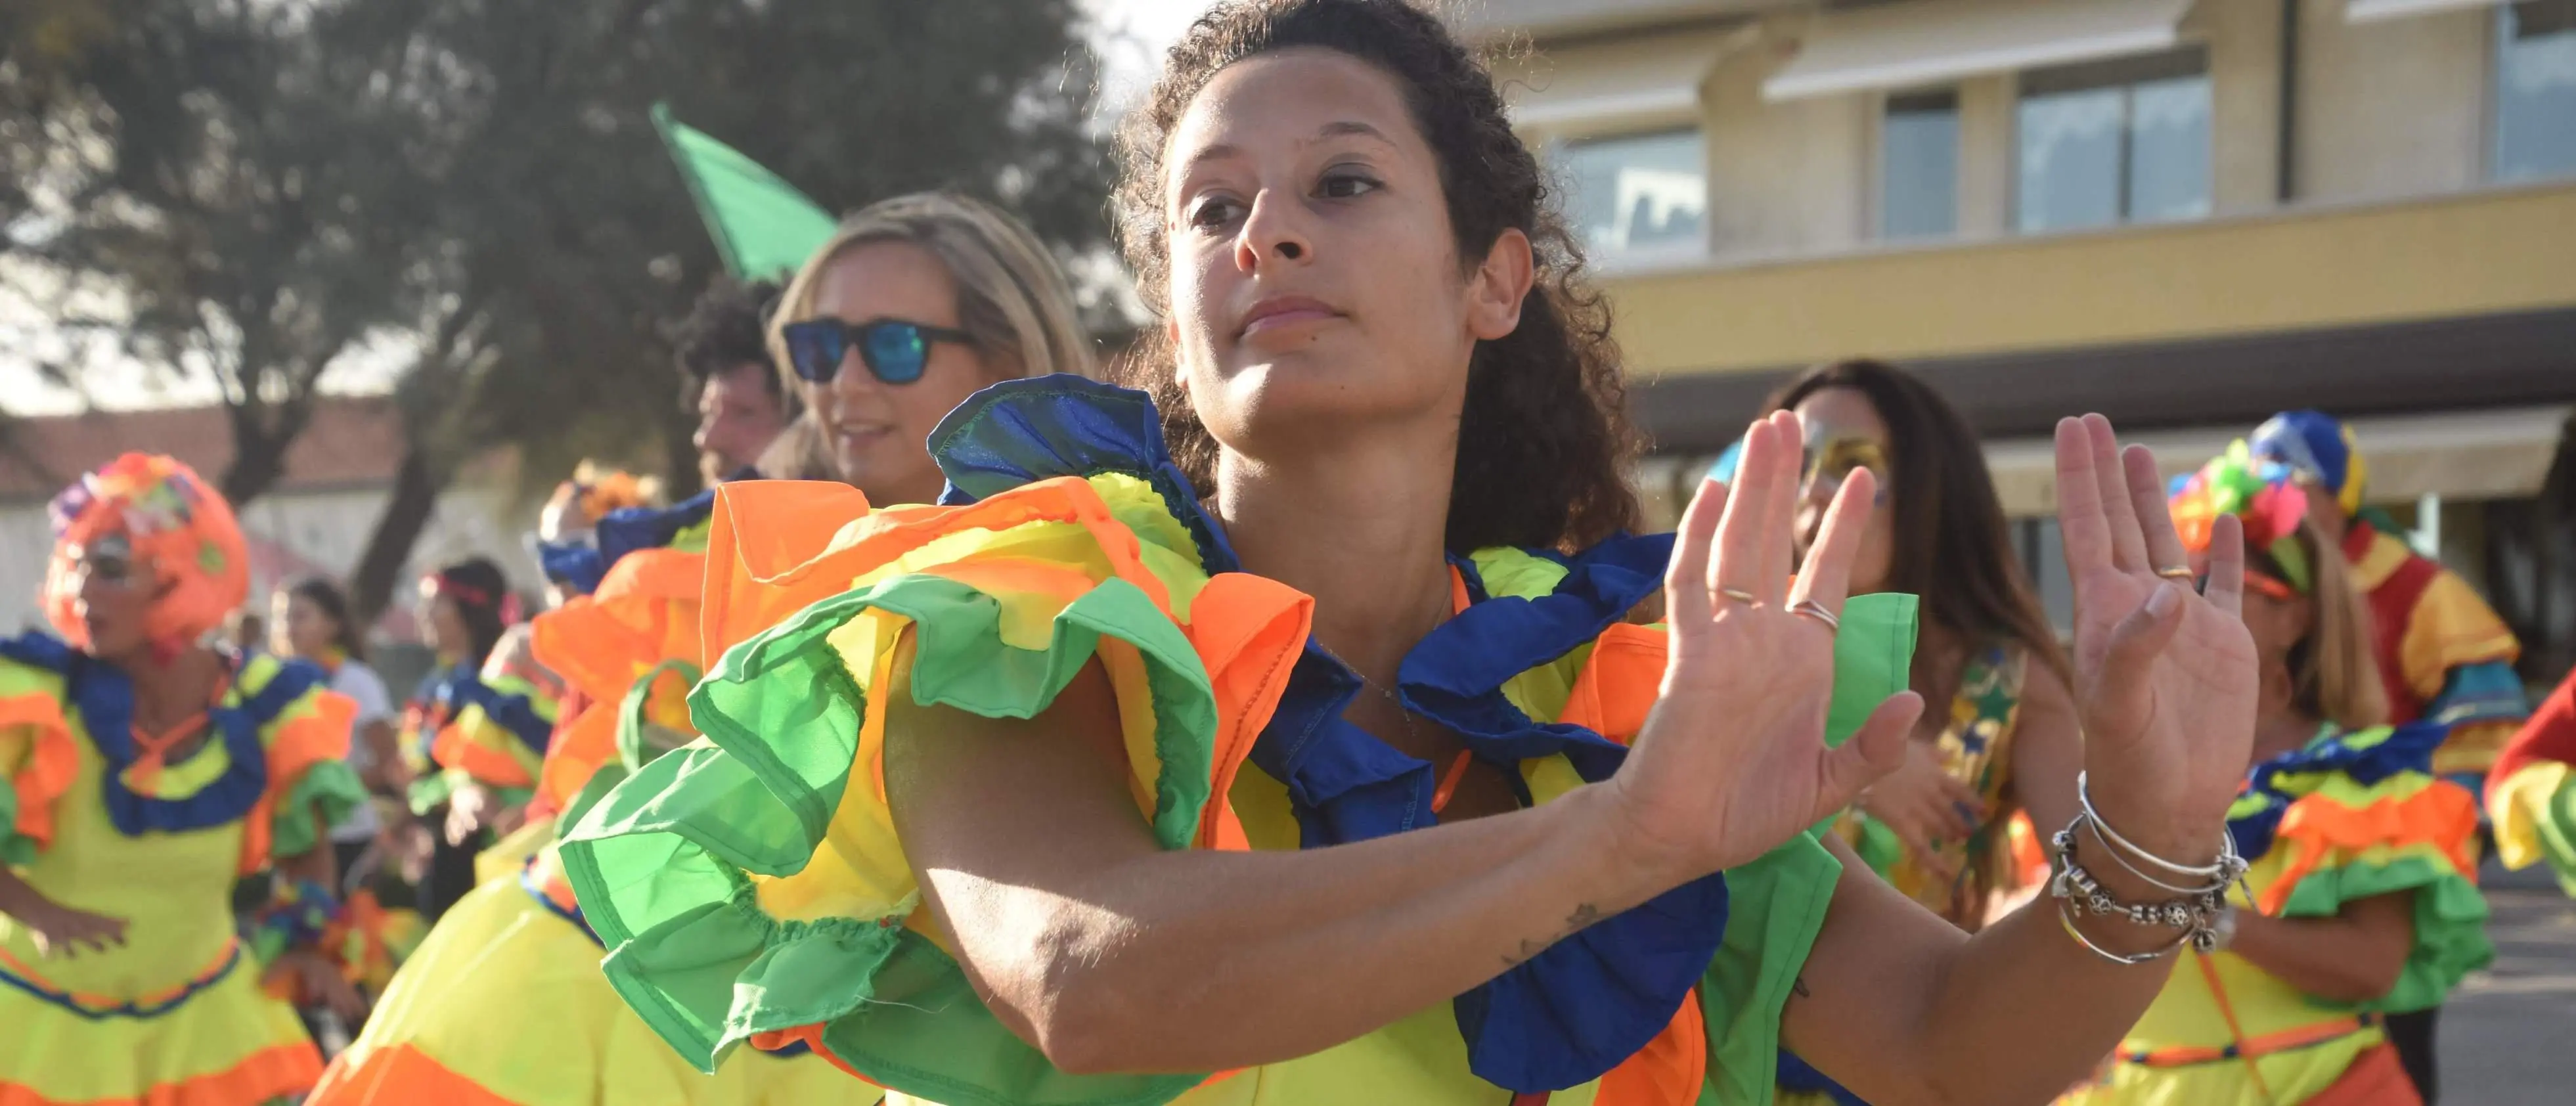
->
xmin=2051 ymin=415 xmax=2256 ymax=860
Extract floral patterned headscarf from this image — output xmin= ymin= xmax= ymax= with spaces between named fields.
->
xmin=43 ymin=453 xmax=250 ymax=654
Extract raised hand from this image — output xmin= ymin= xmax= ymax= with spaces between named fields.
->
xmin=1610 ymin=412 xmax=1926 ymax=877
xmin=2053 ymin=415 xmax=2256 ymax=858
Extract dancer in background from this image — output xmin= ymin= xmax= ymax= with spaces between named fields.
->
xmin=311 ymin=490 xmax=860 ymax=1105
xmin=2487 ymin=667 xmax=2576 ymax=891
xmin=0 ymin=454 xmax=366 ymax=1105
xmin=560 ymin=4 xmax=2271 ymax=1103
xmin=2061 ymin=451 xmax=2491 ymax=1106
xmin=272 ymin=578 xmax=405 ymax=885
xmin=764 ymin=190 xmax=1099 ymax=501
xmin=1741 ymin=360 xmax=2083 ymax=929
xmin=676 ymin=277 xmax=793 ymax=484
xmin=397 ymin=557 xmax=534 ymax=921
xmin=2248 ymin=410 xmax=2525 ymax=1099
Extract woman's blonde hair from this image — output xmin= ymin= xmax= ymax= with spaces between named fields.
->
xmin=766 ymin=192 xmax=1096 ymax=393
xmin=2286 ymin=519 xmax=2390 ymax=732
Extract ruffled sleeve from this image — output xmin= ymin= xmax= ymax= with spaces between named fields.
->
xmin=427 ymin=627 xmax=563 ymax=793
xmin=558 ymin=466 xmax=1312 ymax=1103
xmin=2487 ymin=669 xmax=2576 ymax=887
xmin=240 ymin=655 xmax=366 ymax=868
xmin=2250 ymin=724 xmax=2493 ymax=1014
xmin=0 ymin=634 xmax=77 ymax=866
xmin=529 ymin=546 xmax=706 ymax=817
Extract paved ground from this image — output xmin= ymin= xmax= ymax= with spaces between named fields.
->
xmin=2440 ymin=862 xmax=2576 ymax=1105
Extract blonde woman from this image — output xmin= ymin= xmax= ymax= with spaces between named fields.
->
xmin=2061 ymin=450 xmax=2491 ymax=1106
xmin=767 ymin=191 xmax=1096 ymax=499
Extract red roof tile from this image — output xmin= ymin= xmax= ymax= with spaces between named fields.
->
xmin=0 ymin=397 xmax=407 ymax=502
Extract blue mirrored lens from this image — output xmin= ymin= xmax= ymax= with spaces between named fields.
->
xmin=784 ymin=323 xmax=843 ymax=384
xmin=864 ymin=323 xmax=929 ymax=384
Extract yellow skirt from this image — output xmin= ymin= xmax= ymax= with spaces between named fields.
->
xmin=0 ymin=939 xmax=320 ymax=1106
xmin=308 ymin=867 xmax=864 ymax=1106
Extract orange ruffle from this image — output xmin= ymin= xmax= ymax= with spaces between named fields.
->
xmin=0 ymin=1041 xmax=321 ymax=1106
xmin=1593 ymin=988 xmax=1707 ymax=1106
xmin=2258 ymin=782 xmax=2478 ymax=916
xmin=0 ymin=691 xmax=76 ymax=852
xmin=238 ymin=688 xmax=357 ymax=874
xmin=530 ymin=698 xmax=619 ymax=820
xmin=428 ymin=720 xmax=537 ymax=791
xmin=1560 ymin=623 xmax=1666 ymax=745
xmin=306 ymin=1043 xmax=514 ymax=1106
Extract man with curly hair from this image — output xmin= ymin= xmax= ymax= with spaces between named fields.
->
xmin=671 ymin=278 xmax=791 ymax=484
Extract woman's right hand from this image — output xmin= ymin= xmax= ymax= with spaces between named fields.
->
xmin=1857 ymin=740 xmax=1983 ymax=879
xmin=1610 ymin=412 xmax=1926 ymax=881
xmin=21 ymin=899 xmax=129 ymax=959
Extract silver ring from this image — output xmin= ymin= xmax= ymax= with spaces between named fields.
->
xmin=1790 ymin=600 xmax=1840 ymax=631
xmin=1718 ymin=587 xmax=1758 ymax=606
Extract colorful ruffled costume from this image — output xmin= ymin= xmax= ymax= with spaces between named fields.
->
xmin=2485 ymin=668 xmax=2576 ymax=893
xmin=2252 ymin=412 xmax=2527 ymax=777
xmin=404 ymin=637 xmax=562 ymax=830
xmin=557 ymin=377 xmax=1920 ymax=1105
xmin=313 ymin=491 xmax=860 ymax=1106
xmin=2060 ymin=454 xmax=2493 ymax=1106
xmin=0 ymin=454 xmax=365 ymax=1106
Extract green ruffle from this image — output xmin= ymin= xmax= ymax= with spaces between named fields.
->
xmin=270 ymin=758 xmax=367 ymax=860
xmin=2523 ymin=770 xmax=2576 ymax=895
xmin=2271 ymin=854 xmax=2494 ymax=1013
xmin=0 ymin=786 xmax=29 ymax=868
xmin=1703 ymin=831 xmax=1843 ymax=1106
xmin=560 ymin=566 xmax=1224 ymax=1105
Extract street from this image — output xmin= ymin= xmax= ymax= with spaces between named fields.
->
xmin=2445 ymin=863 xmax=2576 ymax=1105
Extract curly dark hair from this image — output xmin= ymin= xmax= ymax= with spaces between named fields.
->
xmin=670 ymin=276 xmax=784 ymax=407
xmin=1111 ymin=0 xmax=1640 ymax=554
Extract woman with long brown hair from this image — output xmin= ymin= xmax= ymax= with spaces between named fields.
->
xmin=1742 ymin=361 xmax=2083 ymax=931
xmin=560 ymin=3 xmax=2267 ymax=1103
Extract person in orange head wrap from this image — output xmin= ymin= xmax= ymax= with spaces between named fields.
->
xmin=0 ymin=453 xmax=371 ymax=1105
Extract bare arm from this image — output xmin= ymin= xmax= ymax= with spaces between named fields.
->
xmin=2224 ymin=893 xmax=2415 ymax=1004
xmin=890 ymin=414 xmax=1919 ymax=1076
xmin=887 ymin=652 xmax=1672 ymax=1074
xmin=2007 ymin=662 xmax=2083 ymax=852
xmin=1784 ymin=835 xmax=2180 ymax=1106
xmin=0 ymin=863 xmax=127 ymax=956
xmin=356 ymin=717 xmax=405 ymax=793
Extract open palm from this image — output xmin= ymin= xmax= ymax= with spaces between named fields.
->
xmin=2054 ymin=416 xmax=2257 ymax=853
xmin=1612 ymin=412 xmax=1922 ymax=877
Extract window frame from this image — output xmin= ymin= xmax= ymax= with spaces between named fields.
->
xmin=2009 ymin=44 xmax=2213 ymax=235
xmin=1544 ymin=124 xmax=1714 ymax=264
xmin=1873 ymin=85 xmax=1965 ymax=242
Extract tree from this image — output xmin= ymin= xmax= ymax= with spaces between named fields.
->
xmin=1 ymin=0 xmax=437 ymax=505
xmin=4 ymin=0 xmax=1113 ymax=626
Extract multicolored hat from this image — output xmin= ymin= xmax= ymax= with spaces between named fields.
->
xmin=43 ymin=453 xmax=250 ymax=653
xmin=2250 ymin=409 xmax=2366 ymax=518
xmin=2168 ymin=442 xmax=2312 ymax=595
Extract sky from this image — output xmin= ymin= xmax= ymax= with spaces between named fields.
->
xmin=0 ymin=0 xmax=1224 ymax=418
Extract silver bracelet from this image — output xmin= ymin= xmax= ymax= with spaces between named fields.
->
xmin=2078 ymin=816 xmax=2214 ymax=896
xmin=2076 ymin=772 xmax=2238 ymax=879
xmin=2055 ymin=896 xmax=2194 ymax=965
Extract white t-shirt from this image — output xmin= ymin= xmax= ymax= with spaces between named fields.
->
xmin=327 ymin=660 xmax=395 ymax=843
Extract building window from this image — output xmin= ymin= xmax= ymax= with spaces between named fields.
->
xmin=2495 ymin=1 xmax=2576 ymax=183
xmin=1881 ymin=89 xmax=1959 ymax=240
xmin=1555 ymin=129 xmax=1707 ymax=258
xmin=2016 ymin=49 xmax=2211 ymax=234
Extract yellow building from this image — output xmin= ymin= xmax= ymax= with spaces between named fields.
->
xmin=1470 ymin=0 xmax=2576 ymax=671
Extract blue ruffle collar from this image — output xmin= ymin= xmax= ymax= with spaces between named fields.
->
xmin=2227 ymin=720 xmax=2444 ymax=862
xmin=929 ymin=376 xmax=1722 ymax=1093
xmin=537 ymin=489 xmax=721 ymax=597
xmin=0 ymin=631 xmax=322 ymax=837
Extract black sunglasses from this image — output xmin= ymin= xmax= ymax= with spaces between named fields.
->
xmin=780 ymin=317 xmax=974 ymax=386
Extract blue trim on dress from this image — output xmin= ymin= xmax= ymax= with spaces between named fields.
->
xmin=0 ymin=631 xmax=322 ymax=837
xmin=2228 ymin=721 xmax=2445 ymax=861
xmin=0 ymin=940 xmax=243 ymax=1021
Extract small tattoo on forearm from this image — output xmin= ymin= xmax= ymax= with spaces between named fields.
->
xmin=1501 ymin=903 xmax=1607 ymax=967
